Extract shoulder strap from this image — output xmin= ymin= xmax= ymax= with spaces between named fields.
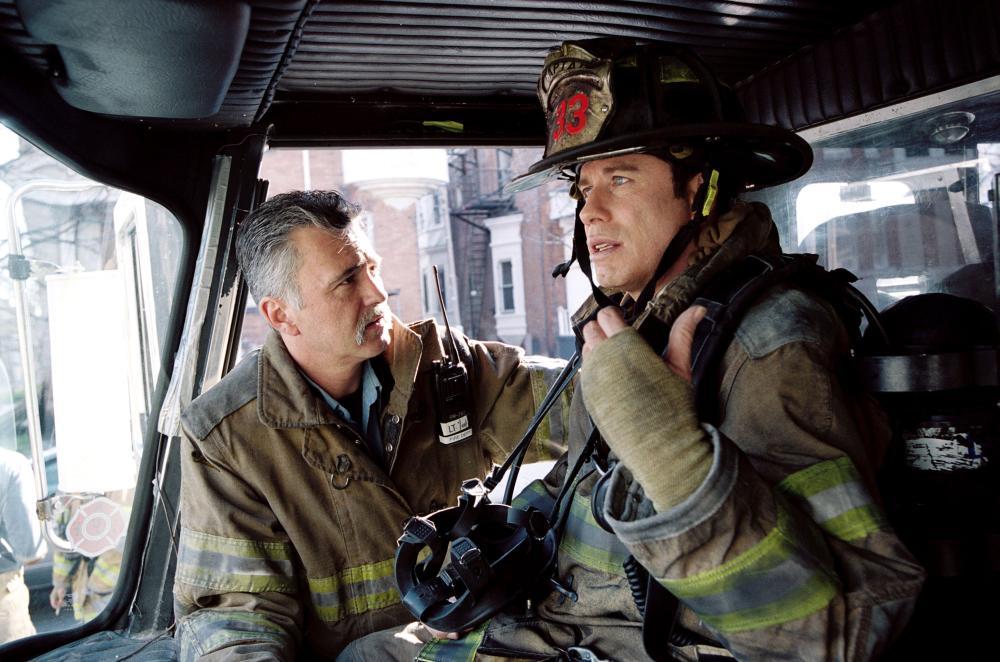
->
xmin=688 ymin=253 xmax=883 ymax=424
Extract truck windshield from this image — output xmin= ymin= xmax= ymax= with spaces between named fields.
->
xmin=0 ymin=123 xmax=183 ymax=640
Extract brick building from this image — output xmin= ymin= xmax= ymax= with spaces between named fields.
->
xmin=447 ymin=147 xmax=586 ymax=357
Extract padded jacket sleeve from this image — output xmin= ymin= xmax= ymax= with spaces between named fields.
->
xmin=174 ymin=429 xmax=303 ymax=662
xmin=601 ymin=310 xmax=925 ymax=660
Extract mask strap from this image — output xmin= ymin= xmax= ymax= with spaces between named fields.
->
xmin=552 ymin=196 xmax=615 ymax=309
xmin=628 ymin=167 xmax=721 ymax=319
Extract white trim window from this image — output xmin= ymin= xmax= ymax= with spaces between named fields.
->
xmin=485 ymin=212 xmax=527 ymax=346
xmin=499 ymin=259 xmax=515 ymax=313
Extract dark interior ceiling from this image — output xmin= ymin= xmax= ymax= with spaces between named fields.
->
xmin=2 ymin=0 xmax=899 ymax=134
xmin=279 ymin=1 xmax=883 ymax=99
xmin=0 ymin=0 xmax=996 ymax=224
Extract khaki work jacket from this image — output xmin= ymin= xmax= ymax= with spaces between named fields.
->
xmin=173 ymin=317 xmax=568 ymax=660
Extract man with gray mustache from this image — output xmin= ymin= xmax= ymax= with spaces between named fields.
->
xmin=173 ymin=190 xmax=568 ymax=660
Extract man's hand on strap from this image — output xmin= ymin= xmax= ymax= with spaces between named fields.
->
xmin=581 ymin=306 xmax=707 ymax=382
xmin=580 ymin=306 xmax=713 ymax=513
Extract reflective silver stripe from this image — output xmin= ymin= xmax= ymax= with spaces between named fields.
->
xmin=802 ymin=479 xmax=871 ymax=523
xmin=660 ymin=502 xmax=837 ymax=633
xmin=679 ymin=546 xmax=823 ymax=616
xmin=311 ymin=572 xmax=397 ymax=607
xmin=779 ymin=457 xmax=888 ymax=541
xmin=180 ymin=548 xmax=294 ymax=578
xmin=560 ymin=493 xmax=630 ymax=575
xmin=308 ymin=558 xmax=401 ymax=622
xmin=179 ymin=608 xmax=288 ymax=661
xmin=176 ymin=528 xmax=296 ymax=593
xmin=526 ymin=356 xmax=573 ymax=456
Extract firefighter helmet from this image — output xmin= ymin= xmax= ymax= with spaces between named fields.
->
xmin=506 ymin=37 xmax=812 ymax=194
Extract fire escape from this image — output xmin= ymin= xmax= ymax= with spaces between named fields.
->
xmin=447 ymin=148 xmax=515 ymax=338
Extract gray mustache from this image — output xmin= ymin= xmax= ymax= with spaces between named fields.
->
xmin=355 ymin=304 xmax=390 ymax=345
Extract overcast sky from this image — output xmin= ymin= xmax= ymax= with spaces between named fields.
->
xmin=0 ymin=126 xmax=14 ymax=240
xmin=342 ymin=148 xmax=448 ymax=184
xmin=0 ymin=124 xmax=18 ymax=166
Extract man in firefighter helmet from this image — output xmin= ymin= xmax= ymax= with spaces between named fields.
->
xmin=342 ymin=37 xmax=924 ymax=661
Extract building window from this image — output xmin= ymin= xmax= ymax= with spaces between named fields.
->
xmin=499 ymin=260 xmax=515 ymax=313
xmin=497 ymin=148 xmax=512 ymax=188
xmin=431 ymin=190 xmax=443 ymax=227
xmin=422 ymin=272 xmax=430 ymax=313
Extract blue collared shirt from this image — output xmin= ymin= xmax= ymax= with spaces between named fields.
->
xmin=304 ymin=360 xmax=385 ymax=462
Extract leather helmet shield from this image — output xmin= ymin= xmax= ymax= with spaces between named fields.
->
xmin=539 ymin=43 xmax=614 ymax=161
xmin=506 ymin=38 xmax=812 ymax=195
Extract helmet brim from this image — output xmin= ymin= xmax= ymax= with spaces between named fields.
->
xmin=505 ymin=122 xmax=813 ymax=195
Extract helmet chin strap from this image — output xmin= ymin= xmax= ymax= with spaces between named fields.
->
xmin=556 ymin=197 xmax=616 ymax=308
xmin=553 ymin=167 xmax=721 ymax=322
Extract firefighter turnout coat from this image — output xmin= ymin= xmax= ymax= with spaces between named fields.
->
xmin=173 ymin=317 xmax=568 ymax=660
xmin=509 ymin=202 xmax=925 ymax=660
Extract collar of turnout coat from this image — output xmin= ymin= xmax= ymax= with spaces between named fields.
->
xmin=571 ymin=201 xmax=782 ymax=335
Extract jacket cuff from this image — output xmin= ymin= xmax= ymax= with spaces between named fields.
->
xmin=604 ymin=424 xmax=738 ymax=543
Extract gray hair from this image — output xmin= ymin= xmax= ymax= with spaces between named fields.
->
xmin=236 ymin=190 xmax=362 ymax=308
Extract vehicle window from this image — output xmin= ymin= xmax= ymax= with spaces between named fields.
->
xmin=239 ymin=147 xmax=584 ymax=361
xmin=748 ymin=82 xmax=1000 ymax=314
xmin=237 ymin=147 xmax=580 ymax=491
xmin=0 ymin=124 xmax=183 ymax=639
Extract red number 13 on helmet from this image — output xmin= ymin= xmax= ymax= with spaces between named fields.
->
xmin=551 ymin=92 xmax=589 ymax=142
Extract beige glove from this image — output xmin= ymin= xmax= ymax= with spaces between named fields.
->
xmin=581 ymin=327 xmax=712 ymax=512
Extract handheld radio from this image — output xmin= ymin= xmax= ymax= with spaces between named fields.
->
xmin=430 ymin=265 xmax=472 ymax=444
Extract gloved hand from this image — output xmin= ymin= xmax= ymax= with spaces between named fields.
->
xmin=50 ymin=584 xmax=67 ymax=615
xmin=580 ymin=306 xmax=712 ymax=512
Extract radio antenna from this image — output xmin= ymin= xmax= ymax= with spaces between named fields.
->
xmin=433 ymin=265 xmax=461 ymax=362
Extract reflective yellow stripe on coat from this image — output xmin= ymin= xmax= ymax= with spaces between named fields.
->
xmin=779 ymin=456 xmax=888 ymax=541
xmin=527 ymin=359 xmax=574 ymax=461
xmin=307 ymin=557 xmax=401 ymax=623
xmin=659 ymin=457 xmax=888 ymax=634
xmin=560 ymin=492 xmax=630 ymax=576
xmin=176 ymin=529 xmax=297 ymax=594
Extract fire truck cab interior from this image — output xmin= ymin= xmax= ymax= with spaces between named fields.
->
xmin=0 ymin=1 xmax=997 ymax=659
